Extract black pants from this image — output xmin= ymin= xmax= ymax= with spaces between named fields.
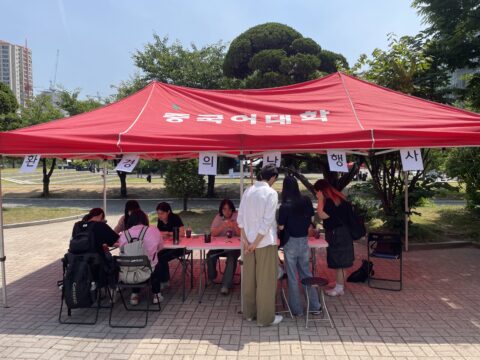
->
xmin=132 ymin=261 xmax=162 ymax=294
xmin=157 ymin=248 xmax=185 ymax=283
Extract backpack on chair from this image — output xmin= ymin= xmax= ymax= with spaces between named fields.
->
xmin=118 ymin=226 xmax=152 ymax=284
xmin=62 ymin=253 xmax=98 ymax=309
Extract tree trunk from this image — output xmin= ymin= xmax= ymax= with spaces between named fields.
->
xmin=117 ymin=171 xmax=127 ymax=198
xmin=42 ymin=158 xmax=56 ymax=197
xmin=207 ymin=175 xmax=215 ymax=197
xmin=183 ymin=197 xmax=188 ymax=211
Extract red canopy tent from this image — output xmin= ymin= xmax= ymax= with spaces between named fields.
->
xmin=0 ymin=72 xmax=479 ymax=158
xmin=0 ymin=72 xmax=479 ymax=307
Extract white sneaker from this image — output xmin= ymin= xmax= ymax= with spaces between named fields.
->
xmin=152 ymin=293 xmax=164 ymax=304
xmin=220 ymin=287 xmax=229 ymax=295
xmin=160 ymin=281 xmax=170 ymax=290
xmin=130 ymin=293 xmax=139 ymax=306
xmin=326 ymin=288 xmax=344 ymax=297
xmin=270 ymin=315 xmax=283 ymax=326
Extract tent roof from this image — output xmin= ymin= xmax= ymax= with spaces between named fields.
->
xmin=1 ymin=72 xmax=479 ymax=158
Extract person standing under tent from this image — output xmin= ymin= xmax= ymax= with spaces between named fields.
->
xmin=237 ymin=164 xmax=282 ymax=326
xmin=314 ymin=179 xmax=354 ymax=296
xmin=278 ymin=175 xmax=321 ymax=316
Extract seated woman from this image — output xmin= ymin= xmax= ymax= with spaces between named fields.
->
xmin=155 ymin=202 xmax=185 ymax=290
xmin=117 ymin=209 xmax=164 ymax=305
xmin=114 ymin=200 xmax=141 ymax=233
xmin=206 ymin=199 xmax=241 ymax=295
xmin=70 ymin=208 xmax=119 ymax=286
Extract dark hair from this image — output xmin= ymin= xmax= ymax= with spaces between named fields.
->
xmin=126 ymin=209 xmax=149 ymax=229
xmin=218 ymin=199 xmax=236 ymax=217
xmin=156 ymin=202 xmax=172 ymax=213
xmin=124 ymin=200 xmax=141 ymax=228
xmin=83 ymin=207 xmax=105 ymax=221
xmin=281 ymin=175 xmax=301 ymax=204
xmin=260 ymin=164 xmax=279 ymax=181
xmin=313 ymin=179 xmax=346 ymax=206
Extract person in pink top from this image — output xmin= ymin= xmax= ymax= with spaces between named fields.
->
xmin=117 ymin=209 xmax=164 ymax=305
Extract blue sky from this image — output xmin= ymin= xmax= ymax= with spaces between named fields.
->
xmin=2 ymin=0 xmax=424 ymax=99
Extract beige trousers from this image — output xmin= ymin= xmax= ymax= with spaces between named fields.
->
xmin=242 ymin=245 xmax=278 ymax=326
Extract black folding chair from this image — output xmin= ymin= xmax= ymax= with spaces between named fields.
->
xmin=368 ymin=232 xmax=403 ymax=291
xmin=58 ymin=252 xmax=112 ymax=325
xmin=109 ymin=255 xmax=161 ymax=328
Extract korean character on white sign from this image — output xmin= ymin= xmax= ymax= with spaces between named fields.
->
xmin=197 ymin=114 xmax=223 ymax=124
xmin=114 ymin=155 xmax=140 ymax=173
xmin=400 ymin=148 xmax=424 ymax=171
xmin=265 ymin=114 xmax=292 ymax=125
xmin=198 ymin=152 xmax=218 ymax=175
xmin=300 ymin=110 xmax=330 ymax=122
xmin=20 ymin=154 xmax=41 ymax=173
xmin=327 ymin=150 xmax=349 ymax=172
xmin=263 ymin=152 xmax=281 ymax=167
xmin=163 ymin=113 xmax=190 ymax=123
xmin=231 ymin=114 xmax=257 ymax=125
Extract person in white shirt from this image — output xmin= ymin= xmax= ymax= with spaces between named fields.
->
xmin=237 ymin=164 xmax=282 ymax=326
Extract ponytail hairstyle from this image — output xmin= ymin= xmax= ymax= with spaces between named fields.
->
xmin=313 ymin=179 xmax=346 ymax=206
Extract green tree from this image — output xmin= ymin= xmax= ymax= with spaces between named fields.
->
xmin=20 ymin=94 xmax=64 ymax=197
xmin=133 ymin=35 xmax=228 ymax=89
xmin=0 ymin=82 xmax=19 ymax=115
xmin=223 ymin=22 xmax=348 ymax=88
xmin=164 ymin=160 xmax=205 ymax=210
xmin=446 ymin=148 xmax=480 ymax=212
xmin=412 ymin=0 xmax=480 ymax=110
xmin=351 ymin=34 xmax=450 ymax=102
xmin=58 ymin=89 xmax=102 ymax=116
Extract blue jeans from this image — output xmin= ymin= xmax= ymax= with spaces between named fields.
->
xmin=283 ymin=236 xmax=320 ymax=315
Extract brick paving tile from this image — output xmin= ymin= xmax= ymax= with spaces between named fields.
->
xmin=0 ymin=220 xmax=479 ymax=359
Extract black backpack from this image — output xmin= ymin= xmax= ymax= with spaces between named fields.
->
xmin=69 ymin=222 xmax=96 ymax=254
xmin=346 ymin=202 xmax=367 ymax=241
xmin=63 ymin=254 xmax=97 ymax=309
xmin=347 ymin=260 xmax=374 ymax=283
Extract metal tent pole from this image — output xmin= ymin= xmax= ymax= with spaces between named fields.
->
xmin=404 ymin=171 xmax=409 ymax=252
xmin=103 ymin=161 xmax=107 ymax=216
xmin=0 ymin=165 xmax=8 ymax=307
xmin=239 ymin=152 xmax=244 ymax=314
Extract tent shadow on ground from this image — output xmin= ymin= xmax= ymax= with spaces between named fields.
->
xmin=0 ymin=244 xmax=479 ymax=352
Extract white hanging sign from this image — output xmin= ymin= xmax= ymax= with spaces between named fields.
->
xmin=400 ymin=148 xmax=424 ymax=171
xmin=327 ymin=150 xmax=348 ymax=172
xmin=263 ymin=152 xmax=281 ymax=167
xmin=20 ymin=155 xmax=41 ymax=173
xmin=114 ymin=155 xmax=140 ymax=173
xmin=198 ymin=152 xmax=217 ymax=175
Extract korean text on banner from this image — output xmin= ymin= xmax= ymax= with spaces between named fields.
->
xmin=327 ymin=150 xmax=348 ymax=172
xmin=115 ymin=155 xmax=140 ymax=173
xmin=263 ymin=152 xmax=281 ymax=167
xmin=20 ymin=155 xmax=41 ymax=173
xmin=198 ymin=152 xmax=217 ymax=175
xmin=400 ymin=149 xmax=424 ymax=171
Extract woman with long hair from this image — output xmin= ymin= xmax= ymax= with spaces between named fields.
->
xmin=278 ymin=176 xmax=321 ymax=316
xmin=207 ymin=199 xmax=241 ymax=295
xmin=313 ymin=179 xmax=354 ymax=296
xmin=114 ymin=200 xmax=141 ymax=233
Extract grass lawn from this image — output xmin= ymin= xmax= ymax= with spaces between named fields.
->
xmin=368 ymin=204 xmax=480 ymax=243
xmin=2 ymin=207 xmax=84 ymax=225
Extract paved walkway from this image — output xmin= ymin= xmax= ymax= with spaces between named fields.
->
xmin=0 ymin=219 xmax=479 ymax=359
